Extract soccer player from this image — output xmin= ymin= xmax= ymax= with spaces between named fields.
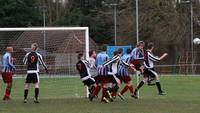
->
xmin=118 ymin=48 xmax=137 ymax=100
xmin=88 ymin=50 xmax=100 ymax=98
xmin=91 ymin=44 xmax=110 ymax=103
xmin=23 ymin=43 xmax=48 ymax=103
xmin=76 ymin=52 xmax=96 ymax=96
xmin=134 ymin=42 xmax=168 ymax=96
xmin=130 ymin=41 xmax=145 ymax=73
xmin=1 ymin=47 xmax=15 ymax=100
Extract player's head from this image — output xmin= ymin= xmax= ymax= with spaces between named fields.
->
xmin=31 ymin=43 xmax=38 ymax=51
xmin=126 ymin=48 xmax=132 ymax=54
xmin=136 ymin=41 xmax=145 ymax=49
xmin=118 ymin=48 xmax=123 ymax=57
xmin=6 ymin=47 xmax=13 ymax=53
xmin=100 ymin=44 xmax=107 ymax=52
xmin=89 ymin=50 xmax=96 ymax=58
xmin=113 ymin=51 xmax=118 ymax=56
xmin=147 ymin=42 xmax=154 ymax=50
xmin=77 ymin=52 xmax=84 ymax=60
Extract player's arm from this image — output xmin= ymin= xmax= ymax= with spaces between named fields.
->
xmin=103 ymin=55 xmax=120 ymax=66
xmin=148 ymin=52 xmax=167 ymax=61
xmin=38 ymin=54 xmax=48 ymax=73
xmin=23 ymin=53 xmax=29 ymax=65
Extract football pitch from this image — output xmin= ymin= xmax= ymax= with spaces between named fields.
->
xmin=0 ymin=76 xmax=200 ymax=113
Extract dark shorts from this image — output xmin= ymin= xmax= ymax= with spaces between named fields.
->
xmin=143 ymin=68 xmax=157 ymax=78
xmin=94 ymin=76 xmax=101 ymax=84
xmin=107 ymin=75 xmax=117 ymax=84
xmin=26 ymin=73 xmax=39 ymax=83
xmin=119 ymin=76 xmax=132 ymax=83
xmin=1 ymin=72 xmax=13 ymax=83
xmin=131 ymin=60 xmax=143 ymax=70
xmin=83 ymin=78 xmax=95 ymax=87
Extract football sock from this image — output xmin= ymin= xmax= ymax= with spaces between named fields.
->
xmin=5 ymin=83 xmax=12 ymax=97
xmin=35 ymin=88 xmax=39 ymax=100
xmin=156 ymin=82 xmax=163 ymax=93
xmin=120 ymin=85 xmax=129 ymax=95
xmin=102 ymin=88 xmax=107 ymax=100
xmin=129 ymin=85 xmax=134 ymax=94
xmin=92 ymin=85 xmax=101 ymax=96
xmin=24 ymin=89 xmax=29 ymax=100
xmin=136 ymin=81 xmax=145 ymax=90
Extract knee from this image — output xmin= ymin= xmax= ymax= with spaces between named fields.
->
xmin=35 ymin=83 xmax=39 ymax=88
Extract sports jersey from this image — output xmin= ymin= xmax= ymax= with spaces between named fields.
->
xmin=144 ymin=50 xmax=160 ymax=69
xmin=104 ymin=55 xmax=129 ymax=75
xmin=88 ymin=57 xmax=98 ymax=77
xmin=118 ymin=54 xmax=132 ymax=76
xmin=76 ymin=59 xmax=92 ymax=81
xmin=23 ymin=52 xmax=47 ymax=73
xmin=2 ymin=52 xmax=15 ymax=72
xmin=131 ymin=47 xmax=144 ymax=60
xmin=96 ymin=51 xmax=109 ymax=76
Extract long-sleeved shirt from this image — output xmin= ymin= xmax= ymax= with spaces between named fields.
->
xmin=2 ymin=52 xmax=15 ymax=72
xmin=144 ymin=50 xmax=160 ymax=69
xmin=23 ymin=51 xmax=47 ymax=73
xmin=131 ymin=47 xmax=144 ymax=61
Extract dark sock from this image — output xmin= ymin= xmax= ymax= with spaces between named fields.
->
xmin=24 ymin=89 xmax=28 ymax=100
xmin=156 ymin=82 xmax=163 ymax=93
xmin=35 ymin=88 xmax=39 ymax=100
xmin=137 ymin=81 xmax=145 ymax=90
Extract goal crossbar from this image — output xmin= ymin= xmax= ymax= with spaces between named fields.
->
xmin=0 ymin=27 xmax=90 ymax=58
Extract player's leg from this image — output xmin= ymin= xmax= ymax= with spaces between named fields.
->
xmin=134 ymin=69 xmax=149 ymax=96
xmin=3 ymin=72 xmax=13 ymax=100
xmin=24 ymin=73 xmax=32 ymax=103
xmin=33 ymin=73 xmax=40 ymax=103
xmin=149 ymin=69 xmax=165 ymax=95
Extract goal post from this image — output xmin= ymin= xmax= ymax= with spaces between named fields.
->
xmin=0 ymin=27 xmax=92 ymax=97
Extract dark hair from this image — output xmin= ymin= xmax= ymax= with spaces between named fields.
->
xmin=77 ymin=52 xmax=84 ymax=60
xmin=147 ymin=42 xmax=154 ymax=49
xmin=136 ymin=41 xmax=145 ymax=47
xmin=118 ymin=48 xmax=123 ymax=54
xmin=100 ymin=44 xmax=107 ymax=52
xmin=126 ymin=48 xmax=132 ymax=54
xmin=113 ymin=51 xmax=118 ymax=56
xmin=89 ymin=50 xmax=95 ymax=57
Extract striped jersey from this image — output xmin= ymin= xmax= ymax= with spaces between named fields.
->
xmin=118 ymin=54 xmax=132 ymax=76
xmin=144 ymin=50 xmax=160 ymax=69
xmin=96 ymin=51 xmax=109 ymax=76
xmin=104 ymin=55 xmax=130 ymax=75
xmin=23 ymin=52 xmax=47 ymax=73
xmin=2 ymin=52 xmax=15 ymax=72
xmin=131 ymin=47 xmax=144 ymax=61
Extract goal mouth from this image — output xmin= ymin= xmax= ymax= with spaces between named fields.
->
xmin=0 ymin=27 xmax=96 ymax=75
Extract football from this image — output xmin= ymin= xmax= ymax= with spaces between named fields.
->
xmin=193 ymin=38 xmax=200 ymax=44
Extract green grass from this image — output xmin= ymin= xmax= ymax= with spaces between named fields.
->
xmin=0 ymin=76 xmax=200 ymax=113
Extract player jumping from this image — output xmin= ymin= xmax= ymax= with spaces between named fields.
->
xmin=1 ymin=47 xmax=15 ymax=100
xmin=134 ymin=42 xmax=168 ymax=96
xmin=23 ymin=43 xmax=48 ymax=103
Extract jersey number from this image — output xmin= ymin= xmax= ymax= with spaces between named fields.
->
xmin=31 ymin=56 xmax=36 ymax=63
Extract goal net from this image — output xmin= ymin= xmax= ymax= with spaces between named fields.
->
xmin=0 ymin=27 xmax=97 ymax=76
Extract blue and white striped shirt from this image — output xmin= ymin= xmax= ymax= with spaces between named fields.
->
xmin=131 ymin=47 xmax=144 ymax=60
xmin=2 ymin=52 xmax=15 ymax=72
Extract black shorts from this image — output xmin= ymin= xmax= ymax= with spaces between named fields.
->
xmin=26 ymin=73 xmax=39 ymax=83
xmin=83 ymin=78 xmax=95 ymax=87
xmin=143 ymin=68 xmax=157 ymax=78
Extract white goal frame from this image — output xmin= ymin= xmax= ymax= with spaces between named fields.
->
xmin=0 ymin=27 xmax=90 ymax=97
